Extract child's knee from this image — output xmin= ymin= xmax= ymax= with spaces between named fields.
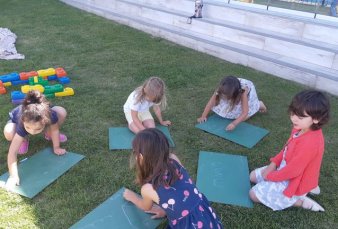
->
xmin=249 ymin=170 xmax=257 ymax=183
xmin=53 ymin=106 xmax=67 ymax=120
xmin=4 ymin=123 xmax=16 ymax=141
xmin=249 ymin=189 xmax=259 ymax=202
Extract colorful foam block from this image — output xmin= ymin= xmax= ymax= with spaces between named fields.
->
xmin=19 ymin=71 xmax=38 ymax=80
xmin=55 ymin=67 xmax=67 ymax=77
xmin=28 ymin=76 xmax=48 ymax=86
xmin=0 ymin=73 xmax=20 ymax=83
xmin=44 ymin=84 xmax=63 ymax=94
xmin=0 ymin=87 xmax=6 ymax=94
xmin=12 ymin=99 xmax=24 ymax=105
xmin=11 ymin=91 xmax=26 ymax=100
xmin=21 ymin=85 xmax=45 ymax=93
xmin=37 ymin=68 xmax=56 ymax=78
xmin=3 ymin=82 xmax=12 ymax=87
xmin=44 ymin=93 xmax=55 ymax=99
xmin=55 ymin=87 xmax=74 ymax=97
xmin=47 ymin=75 xmax=58 ymax=81
xmin=58 ymin=77 xmax=70 ymax=84
xmin=12 ymin=79 xmax=29 ymax=86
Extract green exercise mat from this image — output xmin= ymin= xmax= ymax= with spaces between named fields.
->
xmin=109 ymin=126 xmax=175 ymax=150
xmin=195 ymin=114 xmax=269 ymax=148
xmin=196 ymin=151 xmax=253 ymax=208
xmin=70 ymin=187 xmax=162 ymax=229
xmin=0 ymin=148 xmax=84 ymax=198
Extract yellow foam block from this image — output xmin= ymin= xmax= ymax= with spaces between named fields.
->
xmin=55 ymin=87 xmax=74 ymax=97
xmin=3 ymin=82 xmax=12 ymax=87
xmin=37 ymin=68 xmax=56 ymax=77
xmin=21 ymin=85 xmax=45 ymax=93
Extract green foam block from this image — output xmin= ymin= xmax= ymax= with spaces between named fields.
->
xmin=196 ymin=151 xmax=253 ymax=208
xmin=70 ymin=187 xmax=162 ymax=229
xmin=0 ymin=147 xmax=84 ymax=198
xmin=109 ymin=126 xmax=175 ymax=150
xmin=195 ymin=114 xmax=269 ymax=148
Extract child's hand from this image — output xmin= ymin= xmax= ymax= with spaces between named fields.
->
xmin=123 ymin=188 xmax=137 ymax=202
xmin=160 ymin=120 xmax=171 ymax=126
xmin=145 ymin=204 xmax=167 ymax=219
xmin=53 ymin=147 xmax=66 ymax=155
xmin=6 ymin=175 xmax=20 ymax=188
xmin=197 ymin=116 xmax=207 ymax=123
xmin=226 ymin=123 xmax=236 ymax=131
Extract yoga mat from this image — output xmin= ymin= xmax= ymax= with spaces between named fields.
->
xmin=0 ymin=147 xmax=84 ymax=198
xmin=196 ymin=151 xmax=253 ymax=208
xmin=195 ymin=114 xmax=269 ymax=148
xmin=70 ymin=187 xmax=162 ymax=229
xmin=109 ymin=126 xmax=175 ymax=150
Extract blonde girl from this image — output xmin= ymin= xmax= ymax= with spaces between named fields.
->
xmin=123 ymin=77 xmax=171 ymax=134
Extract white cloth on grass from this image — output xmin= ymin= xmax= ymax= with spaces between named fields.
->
xmin=0 ymin=28 xmax=25 ymax=60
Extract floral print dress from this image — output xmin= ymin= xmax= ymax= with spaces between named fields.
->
xmin=156 ymin=159 xmax=223 ymax=229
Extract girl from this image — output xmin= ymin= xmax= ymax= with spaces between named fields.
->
xmin=197 ymin=76 xmax=266 ymax=131
xmin=249 ymin=90 xmax=330 ymax=212
xmin=3 ymin=90 xmax=67 ymax=186
xmin=123 ymin=128 xmax=223 ymax=228
xmin=123 ymin=77 xmax=171 ymax=134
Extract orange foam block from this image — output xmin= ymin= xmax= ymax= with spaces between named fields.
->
xmin=55 ymin=67 xmax=67 ymax=78
xmin=20 ymin=71 xmax=38 ymax=80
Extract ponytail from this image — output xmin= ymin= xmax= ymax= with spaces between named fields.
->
xmin=21 ymin=90 xmax=51 ymax=125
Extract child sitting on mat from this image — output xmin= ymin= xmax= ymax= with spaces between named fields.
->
xmin=123 ymin=77 xmax=171 ymax=134
xmin=249 ymin=90 xmax=330 ymax=212
xmin=197 ymin=76 xmax=266 ymax=131
xmin=4 ymin=90 xmax=67 ymax=187
xmin=123 ymin=128 xmax=223 ymax=228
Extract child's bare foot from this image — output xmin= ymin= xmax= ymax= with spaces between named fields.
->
xmin=259 ymin=101 xmax=267 ymax=113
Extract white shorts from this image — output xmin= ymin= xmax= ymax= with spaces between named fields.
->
xmin=124 ymin=110 xmax=154 ymax=125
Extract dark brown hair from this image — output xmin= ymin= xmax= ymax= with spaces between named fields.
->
xmin=131 ymin=128 xmax=178 ymax=190
xmin=288 ymin=90 xmax=330 ymax=130
xmin=215 ymin=76 xmax=244 ymax=111
xmin=21 ymin=90 xmax=51 ymax=125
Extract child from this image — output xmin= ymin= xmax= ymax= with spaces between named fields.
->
xmin=123 ymin=128 xmax=223 ymax=228
xmin=249 ymin=90 xmax=330 ymax=212
xmin=123 ymin=77 xmax=171 ymax=134
xmin=3 ymin=90 xmax=67 ymax=187
xmin=197 ymin=76 xmax=266 ymax=131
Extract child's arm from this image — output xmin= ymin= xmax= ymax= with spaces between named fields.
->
xmin=131 ymin=109 xmax=146 ymax=131
xmin=145 ymin=204 xmax=167 ymax=219
xmin=49 ymin=124 xmax=66 ymax=155
xmin=261 ymin=162 xmax=277 ymax=179
xmin=153 ymin=105 xmax=171 ymax=126
xmin=197 ymin=92 xmax=216 ymax=123
xmin=7 ymin=134 xmax=24 ymax=186
xmin=123 ymin=184 xmax=158 ymax=211
xmin=226 ymin=88 xmax=249 ymax=131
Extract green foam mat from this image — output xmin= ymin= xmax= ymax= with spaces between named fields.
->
xmin=109 ymin=126 xmax=175 ymax=150
xmin=196 ymin=151 xmax=253 ymax=208
xmin=70 ymin=187 xmax=162 ymax=229
xmin=195 ymin=114 xmax=269 ymax=148
xmin=0 ymin=147 xmax=84 ymax=198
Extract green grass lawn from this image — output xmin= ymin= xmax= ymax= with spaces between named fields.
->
xmin=0 ymin=0 xmax=337 ymax=228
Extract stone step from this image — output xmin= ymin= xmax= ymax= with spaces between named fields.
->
xmin=114 ymin=0 xmax=338 ymax=69
xmin=60 ymin=0 xmax=338 ymax=95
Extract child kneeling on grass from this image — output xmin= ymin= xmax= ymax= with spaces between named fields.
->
xmin=3 ymin=90 xmax=67 ymax=187
xmin=123 ymin=128 xmax=223 ymax=228
xmin=249 ymin=90 xmax=330 ymax=212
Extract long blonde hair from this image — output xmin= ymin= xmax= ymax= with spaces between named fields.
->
xmin=134 ymin=77 xmax=167 ymax=110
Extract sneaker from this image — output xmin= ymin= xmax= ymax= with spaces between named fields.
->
xmin=18 ymin=139 xmax=29 ymax=155
xmin=302 ymin=197 xmax=325 ymax=212
xmin=44 ymin=133 xmax=68 ymax=143
xmin=309 ymin=186 xmax=321 ymax=195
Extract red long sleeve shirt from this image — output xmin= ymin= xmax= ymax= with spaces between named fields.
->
xmin=266 ymin=128 xmax=324 ymax=198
